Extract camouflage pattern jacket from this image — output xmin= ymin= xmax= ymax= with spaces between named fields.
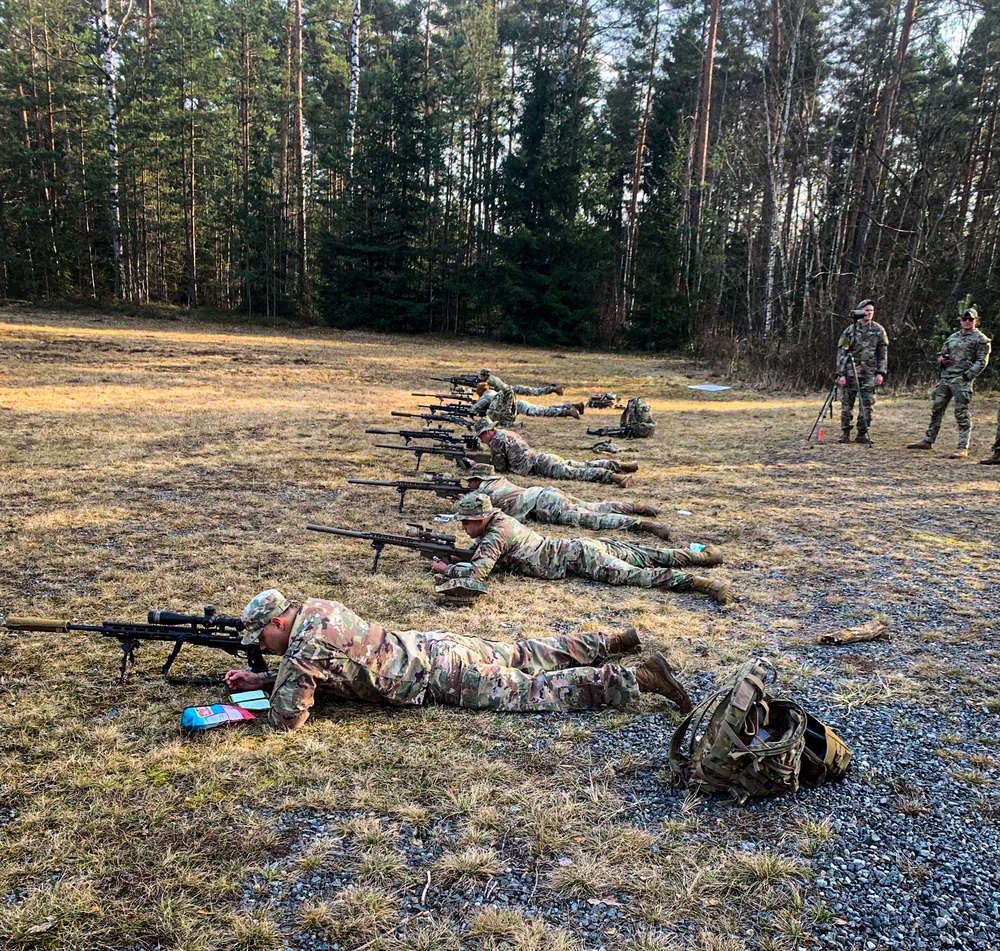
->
xmin=472 ymin=474 xmax=546 ymax=521
xmin=445 ymin=511 xmax=575 ymax=582
xmin=486 ymin=429 xmax=536 ymax=474
xmin=836 ymin=321 xmax=888 ymax=378
xmin=937 ymin=328 xmax=992 ymax=384
xmin=268 ymin=598 xmax=439 ymax=728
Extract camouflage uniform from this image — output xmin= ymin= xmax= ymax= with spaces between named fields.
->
xmin=488 ymin=429 xmax=621 ymax=484
xmin=471 ymin=387 xmax=519 ymax=426
xmin=485 ymin=373 xmax=557 ymax=397
xmin=444 ymin=511 xmax=700 ymax=589
xmin=836 ymin=319 xmax=888 ymax=436
xmin=921 ymin=326 xmax=992 ymax=449
xmin=472 ymin=387 xmax=577 ymax=419
xmin=471 ymin=474 xmax=647 ymax=532
xmin=266 ymin=598 xmax=638 ymax=727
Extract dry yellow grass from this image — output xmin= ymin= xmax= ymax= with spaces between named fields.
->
xmin=1 ymin=306 xmax=999 ymax=950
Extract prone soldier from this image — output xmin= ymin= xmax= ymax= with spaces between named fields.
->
xmin=472 ymin=417 xmax=637 ymax=487
xmin=431 ymin=495 xmax=732 ymax=604
xmin=461 ymin=463 xmax=671 ymax=539
xmin=224 ymin=589 xmax=693 ymax=730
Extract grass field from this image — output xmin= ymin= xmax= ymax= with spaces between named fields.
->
xmin=1 ymin=307 xmax=998 ymax=950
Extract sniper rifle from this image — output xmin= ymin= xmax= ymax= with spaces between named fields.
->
xmin=430 ymin=374 xmax=479 ymax=389
xmin=416 ymin=403 xmax=477 ymax=417
xmin=2 ymin=605 xmax=267 ymax=683
xmin=391 ymin=410 xmax=474 ymax=429
xmin=365 ymin=426 xmax=470 ymax=448
xmin=411 ymin=392 xmax=475 ymax=403
xmin=306 ymin=523 xmax=476 ymax=572
xmin=374 ymin=442 xmax=490 ymax=470
xmin=348 ymin=476 xmax=466 ymax=512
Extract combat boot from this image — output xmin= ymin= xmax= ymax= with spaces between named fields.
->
xmin=907 ymin=440 xmax=933 ymax=450
xmin=634 ymin=653 xmax=693 ymax=712
xmin=638 ymin=520 xmax=671 ymax=540
xmin=573 ymin=401 xmax=586 ymax=414
xmin=949 ymin=448 xmax=969 ymax=459
xmin=610 ymin=473 xmax=633 ymax=488
xmin=631 ymin=502 xmax=660 ymax=517
xmin=837 ymin=430 xmax=852 ymax=443
xmin=854 ymin=431 xmax=870 ymax=444
xmin=979 ymin=449 xmax=1000 ymax=465
xmin=618 ymin=461 xmax=639 ymax=473
xmin=688 ymin=575 xmax=733 ymax=605
xmin=566 ymin=406 xmax=581 ymax=419
xmin=605 ymin=626 xmax=640 ymax=655
xmin=688 ymin=544 xmax=724 ymax=567
xmin=551 ymin=384 xmax=565 ymax=396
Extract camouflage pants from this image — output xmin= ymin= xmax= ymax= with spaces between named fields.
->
xmin=516 ymin=400 xmax=575 ymax=417
xmin=515 ymin=386 xmax=555 ymax=397
xmin=991 ymin=408 xmax=1000 ymax=452
xmin=840 ymin=377 xmax=877 ymax=433
xmin=424 ymin=631 xmax=639 ymax=711
xmin=531 ymin=489 xmax=641 ymax=532
xmin=540 ymin=539 xmax=691 ymax=589
xmin=924 ymin=380 xmax=974 ymax=448
xmin=526 ymin=451 xmax=619 ymax=483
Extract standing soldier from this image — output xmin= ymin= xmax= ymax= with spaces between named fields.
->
xmin=431 ymin=495 xmax=732 ymax=604
xmin=836 ymin=299 xmax=888 ymax=444
xmin=462 ymin=463 xmax=671 ymax=539
xmin=908 ymin=307 xmax=992 ymax=458
xmin=471 ymin=417 xmax=638 ymax=487
xmin=223 ymin=589 xmax=694 ymax=730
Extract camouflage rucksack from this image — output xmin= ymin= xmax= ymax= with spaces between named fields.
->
xmin=667 ymin=660 xmax=851 ymax=803
xmin=620 ymin=397 xmax=656 ymax=438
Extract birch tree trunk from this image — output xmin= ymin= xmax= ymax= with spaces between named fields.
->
xmin=347 ymin=0 xmax=361 ymax=188
xmin=96 ymin=0 xmax=122 ymax=299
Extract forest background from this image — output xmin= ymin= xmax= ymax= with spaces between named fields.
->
xmin=2 ymin=0 xmax=999 ymax=385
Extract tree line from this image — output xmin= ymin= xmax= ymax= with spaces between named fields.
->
xmin=1 ymin=0 xmax=997 ymax=382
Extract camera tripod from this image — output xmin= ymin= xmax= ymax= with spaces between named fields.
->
xmin=807 ymin=352 xmax=873 ymax=447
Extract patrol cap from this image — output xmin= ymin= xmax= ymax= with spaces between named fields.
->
xmin=963 ymin=307 xmax=978 ymax=321
xmin=472 ymin=417 xmax=497 ymax=436
xmin=463 ymin=463 xmax=496 ymax=479
xmin=478 ymin=368 xmax=492 ymax=378
xmin=856 ymin=299 xmax=874 ymax=309
xmin=240 ymin=588 xmax=291 ymax=644
xmin=455 ymin=493 xmax=493 ymax=520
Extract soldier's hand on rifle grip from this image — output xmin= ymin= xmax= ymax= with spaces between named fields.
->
xmin=837 ymin=375 xmax=847 ymax=387
xmin=225 ymin=669 xmax=264 ymax=691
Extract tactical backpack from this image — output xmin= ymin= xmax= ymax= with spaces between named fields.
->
xmin=620 ymin=397 xmax=656 ymax=438
xmin=667 ymin=660 xmax=851 ymax=803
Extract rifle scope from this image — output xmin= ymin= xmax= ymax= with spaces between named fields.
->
xmin=147 ymin=606 xmax=244 ymax=630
